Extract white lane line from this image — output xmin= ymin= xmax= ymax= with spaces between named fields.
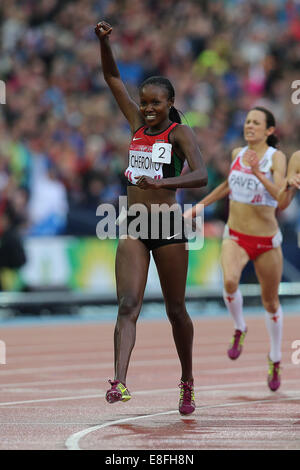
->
xmin=65 ymin=394 xmax=300 ymax=450
xmin=2 ymin=375 xmax=300 ymax=391
xmin=0 ymin=377 xmax=102 ymax=388
xmin=1 ymin=379 xmax=299 ymax=407
xmin=0 ymin=417 xmax=296 ymax=426
xmin=1 ymin=377 xmax=300 ymax=394
xmin=3 ymin=349 xmax=277 ymax=364
xmin=0 ymin=358 xmax=297 ymax=376
xmin=66 ymin=411 xmax=179 ymax=450
xmin=0 ymin=394 xmax=103 ymax=406
xmin=4 ymin=338 xmax=292 ymax=354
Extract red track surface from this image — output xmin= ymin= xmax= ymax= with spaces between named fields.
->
xmin=0 ymin=314 xmax=300 ymax=450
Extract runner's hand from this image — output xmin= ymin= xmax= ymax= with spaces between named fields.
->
xmin=95 ymin=21 xmax=112 ymax=40
xmin=183 ymin=204 xmax=203 ymax=219
xmin=134 ymin=176 xmax=161 ymax=190
xmin=287 ymin=174 xmax=300 ymax=190
xmin=244 ymin=149 xmax=259 ymax=172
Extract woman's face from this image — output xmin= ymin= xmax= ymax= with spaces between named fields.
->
xmin=243 ymin=109 xmax=274 ymax=144
xmin=139 ymin=85 xmax=173 ymax=128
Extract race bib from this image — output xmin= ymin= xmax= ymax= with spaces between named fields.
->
xmin=152 ymin=143 xmax=172 ymax=164
xmin=125 ymin=149 xmax=163 ymax=184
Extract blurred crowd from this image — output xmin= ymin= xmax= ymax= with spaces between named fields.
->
xmin=0 ymin=0 xmax=300 ymax=238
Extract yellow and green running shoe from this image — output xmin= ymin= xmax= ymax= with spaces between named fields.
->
xmin=106 ymin=380 xmax=131 ymax=403
xmin=178 ymin=380 xmax=195 ymax=415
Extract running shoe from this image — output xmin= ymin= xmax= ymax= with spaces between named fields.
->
xmin=227 ymin=328 xmax=247 ymax=360
xmin=178 ymin=380 xmax=195 ymax=415
xmin=105 ymin=380 xmax=131 ymax=403
xmin=267 ymin=357 xmax=281 ymax=392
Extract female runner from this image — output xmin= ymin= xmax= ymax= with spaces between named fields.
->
xmin=184 ymin=107 xmax=286 ymax=391
xmin=277 ymin=150 xmax=300 ymax=209
xmin=95 ymin=21 xmax=207 ymax=414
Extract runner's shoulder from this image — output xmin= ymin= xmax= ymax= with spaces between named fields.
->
xmin=231 ymin=147 xmax=243 ymax=161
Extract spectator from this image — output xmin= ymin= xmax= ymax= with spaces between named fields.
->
xmin=0 ymin=0 xmax=299 ymax=237
xmin=0 ymin=202 xmax=26 ymax=290
xmin=28 ymin=165 xmax=68 ymax=236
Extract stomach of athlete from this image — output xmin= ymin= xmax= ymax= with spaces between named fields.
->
xmin=227 ymin=200 xmax=279 ymax=236
xmin=127 ymin=185 xmax=178 ymax=211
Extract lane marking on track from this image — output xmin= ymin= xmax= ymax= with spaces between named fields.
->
xmin=0 ymin=394 xmax=103 ymax=406
xmin=0 ymin=379 xmax=300 ymax=406
xmin=1 ymin=377 xmax=300 ymax=396
xmin=4 ymin=348 xmax=287 ymax=364
xmin=65 ymin=394 xmax=300 ymax=450
xmin=0 ymin=359 xmax=297 ymax=376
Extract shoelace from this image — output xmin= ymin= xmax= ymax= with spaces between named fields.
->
xmin=108 ymin=379 xmax=119 ymax=387
xmin=232 ymin=330 xmax=245 ymax=346
xmin=268 ymin=362 xmax=280 ymax=377
xmin=179 ymin=382 xmax=193 ymax=402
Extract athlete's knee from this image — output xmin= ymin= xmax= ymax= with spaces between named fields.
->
xmin=165 ymin=300 xmax=188 ymax=324
xmin=223 ymin=278 xmax=239 ymax=295
xmin=262 ymin=297 xmax=279 ymax=314
xmin=118 ymin=295 xmax=141 ymax=319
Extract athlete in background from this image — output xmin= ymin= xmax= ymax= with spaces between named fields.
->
xmin=277 ymin=150 xmax=300 ymax=209
xmin=95 ymin=21 xmax=207 ymax=415
xmin=184 ymin=107 xmax=286 ymax=391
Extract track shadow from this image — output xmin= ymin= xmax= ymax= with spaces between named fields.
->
xmin=101 ymin=418 xmax=215 ymax=444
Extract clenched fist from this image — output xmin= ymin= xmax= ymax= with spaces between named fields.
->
xmin=95 ymin=21 xmax=112 ymax=40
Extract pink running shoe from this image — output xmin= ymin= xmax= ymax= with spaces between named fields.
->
xmin=227 ymin=328 xmax=247 ymax=360
xmin=178 ymin=381 xmax=195 ymax=415
xmin=267 ymin=358 xmax=281 ymax=392
xmin=105 ymin=380 xmax=131 ymax=403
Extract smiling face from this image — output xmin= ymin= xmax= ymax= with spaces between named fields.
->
xmin=244 ymin=109 xmax=275 ymax=145
xmin=139 ymin=84 xmax=173 ymax=129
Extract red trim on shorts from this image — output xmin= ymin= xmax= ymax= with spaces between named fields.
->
xmin=228 ymin=228 xmax=275 ymax=260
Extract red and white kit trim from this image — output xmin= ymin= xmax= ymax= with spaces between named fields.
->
xmin=223 ymin=225 xmax=282 ymax=260
xmin=228 ymin=146 xmax=278 ymax=208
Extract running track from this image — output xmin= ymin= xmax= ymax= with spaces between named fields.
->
xmin=0 ymin=314 xmax=300 ymax=450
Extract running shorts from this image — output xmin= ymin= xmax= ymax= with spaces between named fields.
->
xmin=223 ymin=225 xmax=282 ymax=260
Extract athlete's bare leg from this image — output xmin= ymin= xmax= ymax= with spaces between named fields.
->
xmin=152 ymin=243 xmax=193 ymax=382
xmin=254 ymin=247 xmax=283 ymax=313
xmin=221 ymin=239 xmax=250 ymax=294
xmin=221 ymin=239 xmax=250 ymax=332
xmin=114 ymin=237 xmax=150 ymax=384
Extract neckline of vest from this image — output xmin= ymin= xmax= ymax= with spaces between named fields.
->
xmin=239 ymin=146 xmax=274 ymax=169
xmin=143 ymin=122 xmax=177 ymax=136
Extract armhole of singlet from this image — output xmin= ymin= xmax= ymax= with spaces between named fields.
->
xmin=269 ymin=147 xmax=278 ymax=173
xmin=167 ymin=122 xmax=179 ymax=142
xmin=167 ymin=122 xmax=182 ymax=190
xmin=260 ymin=146 xmax=276 ymax=172
xmin=168 ymin=122 xmax=185 ymax=164
xmin=231 ymin=146 xmax=247 ymax=168
xmin=132 ymin=125 xmax=146 ymax=137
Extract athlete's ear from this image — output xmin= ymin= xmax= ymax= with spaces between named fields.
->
xmin=266 ymin=126 xmax=275 ymax=137
xmin=168 ymin=98 xmax=174 ymax=109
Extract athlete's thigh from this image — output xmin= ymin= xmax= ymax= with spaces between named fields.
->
xmin=253 ymin=247 xmax=283 ymax=297
xmin=152 ymin=243 xmax=188 ymax=303
xmin=115 ymin=237 xmax=150 ymax=302
xmin=221 ymin=239 xmax=250 ymax=283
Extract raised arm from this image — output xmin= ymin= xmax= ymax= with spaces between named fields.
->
xmin=277 ymin=151 xmax=300 ymax=210
xmin=95 ymin=21 xmax=143 ymax=132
